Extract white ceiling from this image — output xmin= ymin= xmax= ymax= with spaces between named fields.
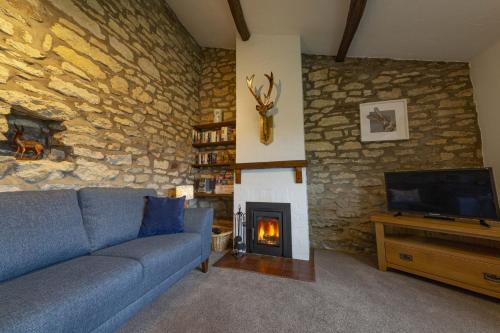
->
xmin=166 ymin=0 xmax=500 ymax=61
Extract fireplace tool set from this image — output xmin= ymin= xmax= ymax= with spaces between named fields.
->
xmin=233 ymin=205 xmax=246 ymax=257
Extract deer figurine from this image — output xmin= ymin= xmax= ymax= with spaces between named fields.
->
xmin=13 ymin=124 xmax=44 ymax=160
xmin=246 ymin=72 xmax=275 ymax=145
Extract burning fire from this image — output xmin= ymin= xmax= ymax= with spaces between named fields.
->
xmin=257 ymin=219 xmax=279 ymax=244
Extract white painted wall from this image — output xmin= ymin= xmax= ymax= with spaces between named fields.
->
xmin=470 ymin=38 xmax=500 ymax=197
xmin=236 ymin=34 xmax=306 ymax=162
xmin=235 ymin=34 xmax=310 ymax=260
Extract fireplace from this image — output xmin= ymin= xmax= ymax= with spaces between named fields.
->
xmin=246 ymin=202 xmax=292 ymax=257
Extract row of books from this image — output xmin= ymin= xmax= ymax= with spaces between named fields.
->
xmin=214 ymin=170 xmax=233 ymax=185
xmin=192 ymin=127 xmax=235 ymax=144
xmin=196 ymin=151 xmax=236 ymax=165
xmin=194 ymin=171 xmax=234 ymax=194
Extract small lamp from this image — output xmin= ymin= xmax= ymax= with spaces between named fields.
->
xmin=176 ymin=185 xmax=194 ymax=208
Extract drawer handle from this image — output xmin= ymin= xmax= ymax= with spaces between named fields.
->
xmin=483 ymin=273 xmax=500 ymax=283
xmin=399 ymin=253 xmax=413 ymax=262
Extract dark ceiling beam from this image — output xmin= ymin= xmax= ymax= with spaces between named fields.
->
xmin=227 ymin=0 xmax=250 ymax=41
xmin=335 ymin=0 xmax=367 ymax=62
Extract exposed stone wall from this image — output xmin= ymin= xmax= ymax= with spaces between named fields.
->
xmin=193 ymin=47 xmax=236 ymax=222
xmin=199 ymin=48 xmax=236 ymax=123
xmin=303 ymin=56 xmax=483 ymax=253
xmin=193 ymin=196 xmax=233 ymax=223
xmin=0 ymin=0 xmax=201 ymax=193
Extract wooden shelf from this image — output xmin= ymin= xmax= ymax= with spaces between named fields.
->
xmin=192 ymin=140 xmax=235 ymax=148
xmin=235 ymin=160 xmax=307 ymax=169
xmin=192 ymin=120 xmax=236 ymax=131
xmin=192 ymin=120 xmax=235 ymax=208
xmin=194 ymin=192 xmax=233 ymax=198
xmin=234 ymin=160 xmax=307 ymax=184
xmin=371 ymin=214 xmax=500 ymax=299
xmin=371 ymin=213 xmax=500 ymax=241
xmin=385 ymin=235 xmax=500 ymax=264
xmin=192 ymin=163 xmax=235 ymax=169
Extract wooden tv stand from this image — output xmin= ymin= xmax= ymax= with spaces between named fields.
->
xmin=371 ymin=213 xmax=500 ymax=299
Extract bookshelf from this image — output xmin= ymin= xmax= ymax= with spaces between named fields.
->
xmin=194 ymin=192 xmax=233 ymax=198
xmin=192 ymin=140 xmax=235 ymax=148
xmin=192 ymin=163 xmax=235 ymax=169
xmin=191 ymin=120 xmax=235 ymax=219
xmin=192 ymin=120 xmax=236 ymax=131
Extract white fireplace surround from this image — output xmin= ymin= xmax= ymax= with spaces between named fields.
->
xmin=234 ymin=34 xmax=310 ymax=261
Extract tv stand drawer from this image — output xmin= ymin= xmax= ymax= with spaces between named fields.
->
xmin=385 ymin=240 xmax=500 ymax=294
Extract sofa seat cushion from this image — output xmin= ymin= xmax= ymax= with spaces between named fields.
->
xmin=0 ymin=190 xmax=90 ymax=283
xmin=78 ymin=187 xmax=155 ymax=251
xmin=0 ymin=256 xmax=143 ymax=333
xmin=93 ymin=233 xmax=201 ymax=291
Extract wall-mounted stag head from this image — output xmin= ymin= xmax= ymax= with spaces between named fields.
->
xmin=246 ymin=72 xmax=275 ymax=145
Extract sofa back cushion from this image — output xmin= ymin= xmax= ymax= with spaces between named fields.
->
xmin=138 ymin=196 xmax=185 ymax=237
xmin=0 ymin=190 xmax=90 ymax=282
xmin=78 ymin=187 xmax=155 ymax=251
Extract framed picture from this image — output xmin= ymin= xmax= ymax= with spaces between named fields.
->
xmin=359 ymin=99 xmax=409 ymax=142
xmin=213 ymin=109 xmax=223 ymax=123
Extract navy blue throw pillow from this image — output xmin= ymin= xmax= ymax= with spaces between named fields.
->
xmin=139 ymin=196 xmax=185 ymax=237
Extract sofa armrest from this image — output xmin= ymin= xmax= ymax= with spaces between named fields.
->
xmin=184 ymin=208 xmax=213 ymax=261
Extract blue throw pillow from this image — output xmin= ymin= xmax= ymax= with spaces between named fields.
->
xmin=139 ymin=196 xmax=185 ymax=237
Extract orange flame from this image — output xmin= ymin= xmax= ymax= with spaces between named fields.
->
xmin=257 ymin=219 xmax=279 ymax=243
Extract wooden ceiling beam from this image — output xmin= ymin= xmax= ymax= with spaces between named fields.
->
xmin=227 ymin=0 xmax=250 ymax=41
xmin=335 ymin=0 xmax=368 ymax=62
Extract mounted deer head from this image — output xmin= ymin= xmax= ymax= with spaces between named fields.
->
xmin=246 ymin=72 xmax=275 ymax=145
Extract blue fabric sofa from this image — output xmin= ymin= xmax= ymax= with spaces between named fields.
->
xmin=0 ymin=188 xmax=213 ymax=333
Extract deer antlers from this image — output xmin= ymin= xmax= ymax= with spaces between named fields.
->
xmin=246 ymin=72 xmax=276 ymax=145
xmin=246 ymin=72 xmax=274 ymax=115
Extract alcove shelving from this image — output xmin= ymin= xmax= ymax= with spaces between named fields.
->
xmin=191 ymin=119 xmax=235 ymax=222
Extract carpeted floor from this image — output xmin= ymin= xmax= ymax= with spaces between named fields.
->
xmin=119 ymin=250 xmax=500 ymax=333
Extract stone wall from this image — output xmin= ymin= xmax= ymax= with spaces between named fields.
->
xmin=0 ymin=0 xmax=201 ymax=193
xmin=0 ymin=0 xmax=486 ymax=250
xmin=303 ymin=56 xmax=483 ymax=253
xmin=199 ymin=48 xmax=236 ymax=123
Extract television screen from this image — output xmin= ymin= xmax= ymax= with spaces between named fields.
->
xmin=385 ymin=168 xmax=500 ymax=220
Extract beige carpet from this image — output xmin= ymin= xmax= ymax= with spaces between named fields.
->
xmin=119 ymin=250 xmax=500 ymax=333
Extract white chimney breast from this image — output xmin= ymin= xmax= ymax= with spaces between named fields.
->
xmin=235 ymin=34 xmax=310 ymax=260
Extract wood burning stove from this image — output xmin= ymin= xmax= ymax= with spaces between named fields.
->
xmin=246 ymin=202 xmax=292 ymax=258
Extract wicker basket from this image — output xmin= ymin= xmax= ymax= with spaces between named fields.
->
xmin=211 ymin=225 xmax=233 ymax=252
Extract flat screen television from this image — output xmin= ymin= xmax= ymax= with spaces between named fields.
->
xmin=384 ymin=168 xmax=500 ymax=220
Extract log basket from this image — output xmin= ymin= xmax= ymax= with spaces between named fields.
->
xmin=211 ymin=225 xmax=233 ymax=252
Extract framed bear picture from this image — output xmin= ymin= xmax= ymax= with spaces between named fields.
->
xmin=359 ymin=99 xmax=409 ymax=142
